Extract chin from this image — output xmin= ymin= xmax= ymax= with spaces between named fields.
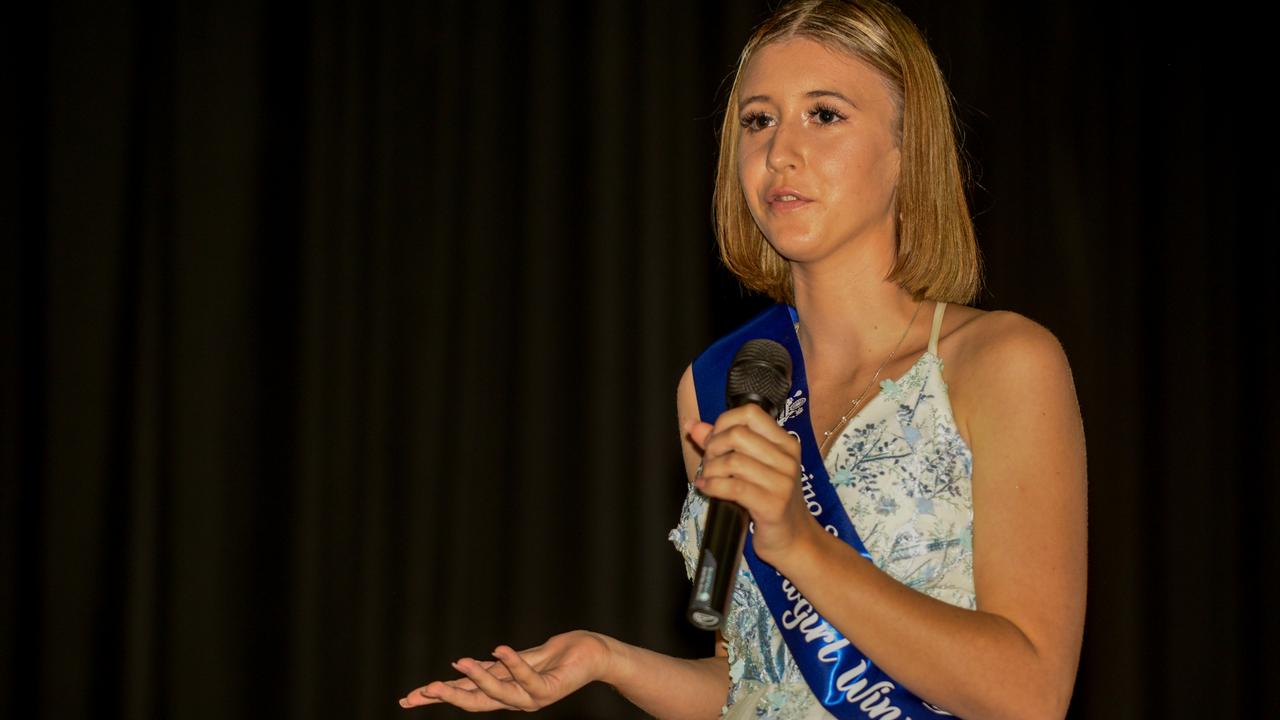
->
xmin=763 ymin=229 xmax=829 ymax=263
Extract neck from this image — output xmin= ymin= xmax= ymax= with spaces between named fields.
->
xmin=789 ymin=233 xmax=925 ymax=385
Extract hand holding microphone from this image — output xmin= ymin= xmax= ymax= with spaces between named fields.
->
xmin=686 ymin=338 xmax=793 ymax=625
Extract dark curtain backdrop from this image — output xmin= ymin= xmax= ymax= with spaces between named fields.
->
xmin=3 ymin=1 xmax=1277 ymax=718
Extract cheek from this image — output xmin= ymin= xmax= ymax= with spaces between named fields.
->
xmin=737 ymin=146 xmax=767 ymax=208
xmin=816 ymin=139 xmax=897 ymax=205
xmin=737 ymin=143 xmax=762 ymax=181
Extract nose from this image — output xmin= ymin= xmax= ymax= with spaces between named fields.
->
xmin=766 ymin=116 xmax=803 ymax=174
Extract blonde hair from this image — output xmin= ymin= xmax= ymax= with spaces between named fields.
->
xmin=712 ymin=0 xmax=982 ymax=304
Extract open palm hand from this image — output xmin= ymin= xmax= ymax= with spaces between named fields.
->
xmin=399 ymin=630 xmax=611 ymax=712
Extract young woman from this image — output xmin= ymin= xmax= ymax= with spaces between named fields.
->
xmin=399 ymin=1 xmax=1086 ymax=717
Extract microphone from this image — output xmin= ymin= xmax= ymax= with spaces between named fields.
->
xmin=687 ymin=338 xmax=792 ymax=630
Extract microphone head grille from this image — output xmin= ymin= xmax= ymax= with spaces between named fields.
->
xmin=726 ymin=339 xmax=793 ymax=419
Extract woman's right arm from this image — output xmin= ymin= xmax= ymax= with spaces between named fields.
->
xmin=581 ymin=364 xmax=731 ymax=719
xmin=398 ymin=628 xmax=727 ymax=717
xmin=596 ymin=629 xmax=728 ymax=720
xmin=399 ymin=365 xmax=731 ymax=718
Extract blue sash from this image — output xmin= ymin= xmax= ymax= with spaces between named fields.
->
xmin=692 ymin=303 xmax=957 ymax=719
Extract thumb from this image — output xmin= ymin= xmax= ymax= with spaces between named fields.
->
xmin=685 ymin=420 xmax=714 ymax=449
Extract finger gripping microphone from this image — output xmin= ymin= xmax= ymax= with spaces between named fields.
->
xmin=687 ymin=338 xmax=793 ymax=630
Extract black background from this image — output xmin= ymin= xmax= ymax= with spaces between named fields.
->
xmin=3 ymin=1 xmax=1277 ymax=718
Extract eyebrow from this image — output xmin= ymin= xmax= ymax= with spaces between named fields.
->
xmin=738 ymin=89 xmax=857 ymax=111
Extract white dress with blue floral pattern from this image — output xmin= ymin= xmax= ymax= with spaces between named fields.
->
xmin=668 ymin=302 xmax=975 ymax=719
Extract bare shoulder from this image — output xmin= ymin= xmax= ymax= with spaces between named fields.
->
xmin=676 ymin=362 xmax=702 ymax=431
xmin=950 ymin=309 xmax=1070 ymax=373
xmin=675 ymin=363 xmax=703 ymax=483
xmin=939 ymin=307 xmax=1079 ymax=450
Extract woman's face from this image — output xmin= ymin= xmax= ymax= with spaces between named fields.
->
xmin=737 ymin=37 xmax=901 ymax=264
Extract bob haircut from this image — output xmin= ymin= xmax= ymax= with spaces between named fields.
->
xmin=713 ymin=0 xmax=982 ymax=305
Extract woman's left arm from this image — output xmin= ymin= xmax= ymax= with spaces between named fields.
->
xmin=691 ymin=314 xmax=1087 ymax=719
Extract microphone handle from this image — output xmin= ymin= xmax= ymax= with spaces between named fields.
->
xmin=686 ymin=496 xmax=749 ymax=630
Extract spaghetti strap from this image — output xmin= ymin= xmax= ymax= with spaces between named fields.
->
xmin=928 ymin=301 xmax=947 ymax=355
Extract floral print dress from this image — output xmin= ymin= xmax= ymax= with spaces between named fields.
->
xmin=668 ymin=302 xmax=975 ymax=719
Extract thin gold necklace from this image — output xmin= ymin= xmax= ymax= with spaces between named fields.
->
xmin=803 ymin=300 xmax=925 ymax=458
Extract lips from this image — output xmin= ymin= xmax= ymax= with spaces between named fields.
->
xmin=768 ymin=187 xmax=813 ymax=213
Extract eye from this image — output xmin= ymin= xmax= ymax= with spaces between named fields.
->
xmin=738 ymin=102 xmax=847 ymax=134
xmin=808 ymin=103 xmax=845 ymax=126
xmin=739 ymin=110 xmax=770 ymax=133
